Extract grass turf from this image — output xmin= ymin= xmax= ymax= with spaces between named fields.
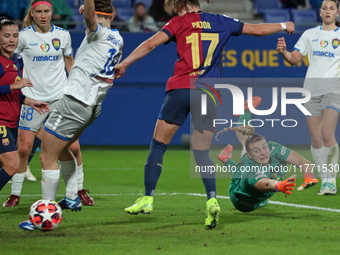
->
xmin=1 ymin=146 xmax=340 ymax=255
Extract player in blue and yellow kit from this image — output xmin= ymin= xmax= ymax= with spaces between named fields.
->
xmin=115 ymin=0 xmax=295 ymax=229
xmin=0 ymin=17 xmax=48 ymax=192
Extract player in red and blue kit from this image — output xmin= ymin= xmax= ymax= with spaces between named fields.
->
xmin=0 ymin=17 xmax=49 ymax=192
xmin=115 ymin=0 xmax=295 ymax=229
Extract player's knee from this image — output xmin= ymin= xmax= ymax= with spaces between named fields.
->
xmin=323 ymin=137 xmax=336 ymax=147
xmin=310 ymin=137 xmax=323 ymax=148
xmin=3 ymin=161 xmax=19 ymax=175
xmin=17 ymin=144 xmax=33 ymax=158
xmin=321 ymin=131 xmax=335 ymax=145
xmin=69 ymin=142 xmax=80 ymax=156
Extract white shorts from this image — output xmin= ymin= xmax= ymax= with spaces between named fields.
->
xmin=19 ymin=100 xmax=59 ymax=132
xmin=44 ymin=95 xmax=101 ymax=141
xmin=304 ymin=93 xmax=340 ymax=117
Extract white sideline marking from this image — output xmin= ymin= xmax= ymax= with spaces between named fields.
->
xmin=1 ymin=192 xmax=340 ymax=213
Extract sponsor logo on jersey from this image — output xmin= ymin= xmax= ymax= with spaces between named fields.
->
xmin=52 ymin=38 xmax=61 ymax=51
xmin=32 ymin=55 xmax=60 ymax=62
xmin=312 ymin=39 xmax=319 ymax=42
xmin=28 ymin=43 xmax=38 ymax=46
xmin=332 ymin=39 xmax=340 ymax=49
xmin=40 ymin=43 xmax=50 ymax=53
xmin=320 ymin=40 xmax=328 ymax=48
xmin=2 ymin=138 xmax=9 ymax=146
xmin=281 ymin=146 xmax=286 ymax=155
xmin=313 ymin=51 xmax=335 ymax=58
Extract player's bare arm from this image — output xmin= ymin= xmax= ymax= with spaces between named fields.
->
xmin=242 ymin=21 xmax=295 ymax=36
xmin=277 ymin=37 xmax=303 ymax=65
xmin=23 ymin=97 xmax=49 ymax=115
xmin=81 ymin=0 xmax=97 ymax=34
xmin=64 ymin=55 xmax=75 ymax=74
xmin=254 ymin=178 xmax=278 ymax=192
xmin=255 ymin=175 xmax=296 ymax=194
xmin=115 ymin=31 xmax=170 ymax=79
xmin=10 ymin=78 xmax=32 ymax=91
xmin=286 ymin=150 xmax=313 ymax=175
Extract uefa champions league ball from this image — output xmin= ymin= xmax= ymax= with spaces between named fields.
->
xmin=29 ymin=199 xmax=62 ymax=231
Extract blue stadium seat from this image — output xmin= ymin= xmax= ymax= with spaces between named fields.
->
xmin=112 ymin=0 xmax=132 ymax=8
xmin=71 ymin=10 xmax=85 ymax=31
xmin=263 ymin=9 xmax=290 ymax=23
xmin=253 ymin=0 xmax=280 ymax=14
xmin=290 ymin=9 xmax=318 ymax=25
xmin=116 ymin=8 xmax=134 ymax=22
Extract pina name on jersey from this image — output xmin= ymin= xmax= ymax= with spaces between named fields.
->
xmin=191 ymin=21 xmax=211 ymax=29
xmin=32 ymin=55 xmax=60 ymax=62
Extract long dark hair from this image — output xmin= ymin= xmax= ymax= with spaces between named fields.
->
xmin=94 ymin=0 xmax=113 ymax=14
xmin=322 ymin=0 xmax=340 ymax=26
xmin=133 ymin=3 xmax=147 ymax=22
xmin=0 ymin=16 xmax=17 ymax=31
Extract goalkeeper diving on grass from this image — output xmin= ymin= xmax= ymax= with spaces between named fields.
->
xmin=216 ymin=97 xmax=319 ymax=212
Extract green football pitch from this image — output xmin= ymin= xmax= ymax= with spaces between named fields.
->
xmin=1 ymin=146 xmax=340 ymax=255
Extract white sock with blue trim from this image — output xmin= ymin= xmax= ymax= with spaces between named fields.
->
xmin=41 ymin=169 xmax=60 ymax=200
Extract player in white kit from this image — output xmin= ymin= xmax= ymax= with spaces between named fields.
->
xmin=19 ymin=0 xmax=123 ymax=230
xmin=277 ymin=0 xmax=340 ymax=195
xmin=3 ymin=0 xmax=94 ymax=208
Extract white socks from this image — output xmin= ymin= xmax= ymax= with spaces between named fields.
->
xmin=326 ymin=143 xmax=339 ymax=185
xmin=311 ymin=144 xmax=339 ymax=185
xmin=11 ymin=172 xmax=26 ymax=196
xmin=41 ymin=169 xmax=60 ymax=200
xmin=311 ymin=146 xmax=328 ymax=183
xmin=76 ymin=164 xmax=84 ymax=191
xmin=60 ymin=160 xmax=78 ymax=200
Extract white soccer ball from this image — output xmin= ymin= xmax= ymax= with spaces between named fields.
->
xmin=29 ymin=199 xmax=62 ymax=231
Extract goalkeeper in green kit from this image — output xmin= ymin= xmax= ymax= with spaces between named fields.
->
xmin=216 ymin=97 xmax=319 ymax=212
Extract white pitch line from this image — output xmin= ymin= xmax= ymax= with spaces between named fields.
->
xmin=1 ymin=192 xmax=339 ymax=213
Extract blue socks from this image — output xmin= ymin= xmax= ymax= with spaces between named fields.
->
xmin=143 ymin=139 xmax=216 ymax=200
xmin=0 ymin=168 xmax=12 ymax=191
xmin=144 ymin=138 xmax=168 ymax=196
xmin=193 ymin=149 xmax=216 ymax=200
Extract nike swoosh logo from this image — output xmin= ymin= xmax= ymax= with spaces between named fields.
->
xmin=5 ymin=64 xmax=10 ymax=68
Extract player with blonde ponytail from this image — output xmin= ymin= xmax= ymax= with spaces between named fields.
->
xmin=217 ymin=102 xmax=319 ymax=212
